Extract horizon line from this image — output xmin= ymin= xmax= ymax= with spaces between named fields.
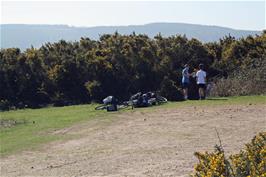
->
xmin=1 ymin=22 xmax=263 ymax=32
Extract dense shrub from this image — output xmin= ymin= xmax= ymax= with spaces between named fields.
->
xmin=188 ymin=77 xmax=200 ymax=100
xmin=192 ymin=132 xmax=266 ymax=177
xmin=0 ymin=100 xmax=10 ymax=111
xmin=53 ymin=92 xmax=69 ymax=107
xmin=160 ymin=76 xmax=184 ymax=101
xmin=84 ymin=80 xmax=103 ymax=102
xmin=1 ymin=32 xmax=265 ymax=109
xmin=210 ymin=58 xmax=266 ymax=97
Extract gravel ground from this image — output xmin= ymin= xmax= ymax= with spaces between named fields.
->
xmin=1 ymin=104 xmax=265 ymax=177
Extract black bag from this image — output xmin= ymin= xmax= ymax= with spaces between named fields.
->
xmin=107 ymin=104 xmax=117 ymax=112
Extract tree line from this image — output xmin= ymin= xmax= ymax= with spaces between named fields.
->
xmin=1 ymin=31 xmax=265 ymax=109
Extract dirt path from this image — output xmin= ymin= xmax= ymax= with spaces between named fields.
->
xmin=1 ymin=104 xmax=265 ymax=177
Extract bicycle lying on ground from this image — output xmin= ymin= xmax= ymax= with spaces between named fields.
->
xmin=126 ymin=91 xmax=167 ymax=108
xmin=94 ymin=96 xmax=129 ymax=111
xmin=95 ymin=91 xmax=167 ymax=111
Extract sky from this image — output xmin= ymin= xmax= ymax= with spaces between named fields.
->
xmin=1 ymin=1 xmax=265 ymax=31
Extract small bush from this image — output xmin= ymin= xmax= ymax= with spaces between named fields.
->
xmin=192 ymin=132 xmax=266 ymax=177
xmin=210 ymin=60 xmax=266 ymax=97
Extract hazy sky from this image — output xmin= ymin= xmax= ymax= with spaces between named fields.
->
xmin=1 ymin=1 xmax=265 ymax=30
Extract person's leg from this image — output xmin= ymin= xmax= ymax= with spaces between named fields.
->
xmin=182 ymin=83 xmax=188 ymax=100
xmin=198 ymin=88 xmax=201 ymax=100
xmin=198 ymin=84 xmax=200 ymax=99
xmin=183 ymin=88 xmax=187 ymax=100
xmin=184 ymin=88 xmax=188 ymax=100
xmin=198 ymin=86 xmax=203 ymax=100
xmin=202 ymin=87 xmax=205 ymax=99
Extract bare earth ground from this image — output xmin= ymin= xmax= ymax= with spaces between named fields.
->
xmin=1 ymin=104 xmax=266 ymax=177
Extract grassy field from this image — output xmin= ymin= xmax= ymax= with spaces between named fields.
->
xmin=0 ymin=95 xmax=265 ymax=157
xmin=162 ymin=95 xmax=266 ymax=108
xmin=0 ymin=104 xmax=109 ymax=156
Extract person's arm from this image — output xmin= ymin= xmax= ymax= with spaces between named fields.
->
xmin=184 ymin=69 xmax=189 ymax=77
xmin=190 ymin=71 xmax=196 ymax=77
xmin=182 ymin=69 xmax=185 ymax=77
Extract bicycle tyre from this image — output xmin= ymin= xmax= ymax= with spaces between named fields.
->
xmin=117 ymin=104 xmax=129 ymax=109
xmin=95 ymin=105 xmax=107 ymax=110
xmin=156 ymin=96 xmax=168 ymax=104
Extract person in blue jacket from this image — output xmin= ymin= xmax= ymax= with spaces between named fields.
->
xmin=181 ymin=64 xmax=191 ymax=100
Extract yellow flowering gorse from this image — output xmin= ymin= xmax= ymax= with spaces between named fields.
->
xmin=192 ymin=132 xmax=266 ymax=177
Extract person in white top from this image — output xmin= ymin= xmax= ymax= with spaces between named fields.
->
xmin=196 ymin=64 xmax=207 ymax=100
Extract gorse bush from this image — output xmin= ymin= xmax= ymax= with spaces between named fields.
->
xmin=159 ymin=76 xmax=184 ymax=101
xmin=192 ymin=132 xmax=266 ymax=177
xmin=230 ymin=132 xmax=266 ymax=177
xmin=1 ymin=31 xmax=266 ymax=109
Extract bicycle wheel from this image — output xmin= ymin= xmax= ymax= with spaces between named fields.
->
xmin=95 ymin=104 xmax=107 ymax=110
xmin=117 ymin=103 xmax=129 ymax=109
xmin=156 ymin=96 xmax=168 ymax=104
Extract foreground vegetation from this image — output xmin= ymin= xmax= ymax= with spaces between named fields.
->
xmin=193 ymin=132 xmax=266 ymax=177
xmin=1 ymin=31 xmax=266 ymax=110
xmin=0 ymin=95 xmax=265 ymax=157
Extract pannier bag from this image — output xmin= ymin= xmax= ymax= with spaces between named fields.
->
xmin=103 ymin=96 xmax=118 ymax=105
xmin=103 ymin=96 xmax=118 ymax=112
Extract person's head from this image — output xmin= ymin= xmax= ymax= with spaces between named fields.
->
xmin=199 ymin=63 xmax=204 ymax=70
xmin=184 ymin=64 xmax=189 ymax=69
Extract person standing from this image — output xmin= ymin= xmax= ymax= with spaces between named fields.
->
xmin=196 ymin=64 xmax=207 ymax=100
xmin=181 ymin=64 xmax=191 ymax=100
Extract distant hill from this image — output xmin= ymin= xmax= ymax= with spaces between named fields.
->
xmin=0 ymin=23 xmax=261 ymax=50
